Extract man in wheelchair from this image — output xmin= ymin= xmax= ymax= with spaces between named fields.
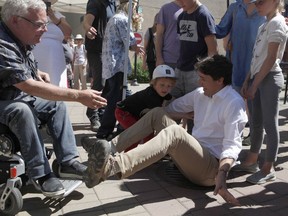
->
xmin=0 ymin=0 xmax=107 ymax=197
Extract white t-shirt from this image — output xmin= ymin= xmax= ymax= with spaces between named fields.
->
xmin=250 ymin=14 xmax=288 ymax=78
xmin=74 ymin=44 xmax=86 ymax=65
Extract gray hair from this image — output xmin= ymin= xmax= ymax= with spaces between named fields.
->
xmin=1 ymin=0 xmax=46 ymax=23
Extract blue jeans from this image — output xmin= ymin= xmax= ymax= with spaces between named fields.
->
xmin=0 ymin=97 xmax=78 ymax=179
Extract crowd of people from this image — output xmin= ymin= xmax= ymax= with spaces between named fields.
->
xmin=0 ymin=0 xmax=287 ymax=208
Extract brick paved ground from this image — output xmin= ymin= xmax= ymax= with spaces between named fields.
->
xmin=14 ymin=82 xmax=288 ymax=216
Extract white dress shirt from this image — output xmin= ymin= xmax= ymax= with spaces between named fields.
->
xmin=165 ymin=85 xmax=248 ymax=160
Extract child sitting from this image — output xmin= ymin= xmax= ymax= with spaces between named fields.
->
xmin=115 ymin=65 xmax=177 ymax=151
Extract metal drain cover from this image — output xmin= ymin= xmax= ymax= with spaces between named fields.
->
xmin=157 ymin=160 xmax=214 ymax=190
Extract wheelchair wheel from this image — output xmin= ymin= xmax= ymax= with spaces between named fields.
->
xmin=0 ymin=187 xmax=23 ymax=216
xmin=52 ymin=159 xmax=60 ymax=177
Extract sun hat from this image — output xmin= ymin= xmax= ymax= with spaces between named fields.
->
xmin=74 ymin=34 xmax=84 ymax=40
xmin=152 ymin=65 xmax=176 ymax=80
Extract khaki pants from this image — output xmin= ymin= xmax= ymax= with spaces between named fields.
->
xmin=73 ymin=64 xmax=87 ymax=90
xmin=112 ymin=107 xmax=219 ymax=186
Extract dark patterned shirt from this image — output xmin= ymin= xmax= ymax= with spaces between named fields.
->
xmin=0 ymin=22 xmax=38 ymax=101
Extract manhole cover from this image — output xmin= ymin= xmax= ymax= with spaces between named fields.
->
xmin=157 ymin=160 xmax=214 ymax=190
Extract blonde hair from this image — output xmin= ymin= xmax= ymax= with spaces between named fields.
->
xmin=117 ymin=0 xmax=138 ymax=15
xmin=277 ymin=0 xmax=285 ymax=13
xmin=150 ymin=77 xmax=177 ymax=86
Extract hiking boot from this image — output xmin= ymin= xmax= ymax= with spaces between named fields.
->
xmin=59 ymin=161 xmax=87 ymax=180
xmin=83 ymin=139 xmax=111 ymax=188
xmin=37 ymin=173 xmax=65 ymax=197
xmin=81 ymin=136 xmax=97 ymax=152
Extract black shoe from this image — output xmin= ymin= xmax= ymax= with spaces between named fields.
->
xmin=37 ymin=173 xmax=65 ymax=197
xmin=59 ymin=161 xmax=87 ymax=180
xmin=90 ymin=120 xmax=101 ymax=132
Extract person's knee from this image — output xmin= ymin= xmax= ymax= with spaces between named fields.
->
xmin=166 ymin=124 xmax=186 ymax=135
xmin=150 ymin=107 xmax=166 ymax=117
xmin=55 ymin=101 xmax=67 ymax=113
xmin=9 ymin=102 xmax=34 ymax=122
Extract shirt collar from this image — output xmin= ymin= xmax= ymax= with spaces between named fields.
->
xmin=211 ymin=85 xmax=232 ymax=100
xmin=1 ymin=22 xmax=34 ymax=52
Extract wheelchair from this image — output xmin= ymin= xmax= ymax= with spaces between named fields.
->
xmin=0 ymin=123 xmax=56 ymax=215
xmin=0 ymin=122 xmax=82 ymax=215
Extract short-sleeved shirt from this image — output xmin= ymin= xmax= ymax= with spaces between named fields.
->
xmin=0 ymin=22 xmax=36 ymax=101
xmin=102 ymin=12 xmax=136 ymax=80
xmin=85 ymin=0 xmax=116 ymax=53
xmin=177 ymin=5 xmax=216 ymax=71
xmin=250 ymin=14 xmax=288 ymax=78
xmin=118 ymin=85 xmax=172 ymax=118
xmin=157 ymin=2 xmax=183 ymax=64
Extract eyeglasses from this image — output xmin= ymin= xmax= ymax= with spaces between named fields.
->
xmin=254 ymin=0 xmax=266 ymax=6
xmin=17 ymin=16 xmax=49 ymax=30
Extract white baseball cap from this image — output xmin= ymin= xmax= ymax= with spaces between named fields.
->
xmin=152 ymin=65 xmax=176 ymax=80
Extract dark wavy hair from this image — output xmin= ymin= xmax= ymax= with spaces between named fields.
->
xmin=195 ymin=55 xmax=232 ymax=86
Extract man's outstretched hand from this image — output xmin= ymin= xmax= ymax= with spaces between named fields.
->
xmin=214 ymin=171 xmax=241 ymax=206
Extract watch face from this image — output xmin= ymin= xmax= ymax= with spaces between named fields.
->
xmin=0 ymin=135 xmax=13 ymax=156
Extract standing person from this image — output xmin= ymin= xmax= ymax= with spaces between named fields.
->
xmin=96 ymin=0 xmax=144 ymax=140
xmin=73 ymin=34 xmax=87 ymax=90
xmin=216 ymin=0 xmax=266 ymax=93
xmin=0 ymin=0 xmax=107 ymax=197
xmin=115 ymin=64 xmax=176 ymax=151
xmin=62 ymin=35 xmax=74 ymax=88
xmin=83 ymin=55 xmax=248 ymax=206
xmin=33 ymin=0 xmax=72 ymax=88
xmin=83 ymin=0 xmax=117 ymax=132
xmin=142 ymin=13 xmax=158 ymax=79
xmin=155 ymin=0 xmax=183 ymax=69
xmin=216 ymin=0 xmax=266 ymax=146
xmin=173 ymin=0 xmax=218 ymax=132
xmin=233 ymin=0 xmax=287 ymax=184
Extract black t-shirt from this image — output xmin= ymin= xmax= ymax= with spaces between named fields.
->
xmin=118 ymin=86 xmax=172 ymax=118
xmin=85 ymin=0 xmax=116 ymax=53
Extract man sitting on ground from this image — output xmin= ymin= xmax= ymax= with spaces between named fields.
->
xmin=83 ymin=55 xmax=248 ymax=206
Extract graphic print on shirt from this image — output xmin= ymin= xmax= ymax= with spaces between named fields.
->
xmin=179 ymin=20 xmax=198 ymax=42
